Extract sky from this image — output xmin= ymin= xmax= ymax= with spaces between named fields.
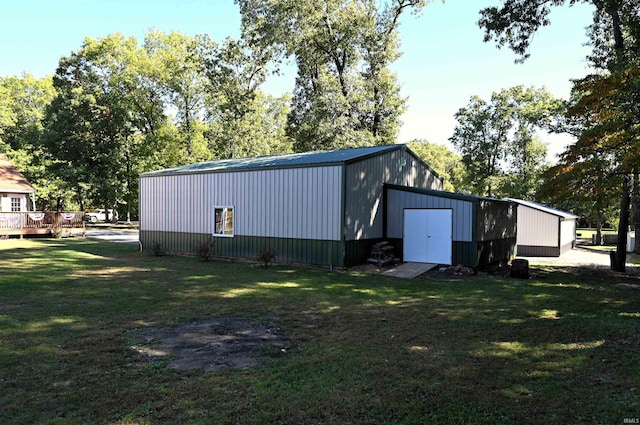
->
xmin=0 ymin=0 xmax=596 ymax=161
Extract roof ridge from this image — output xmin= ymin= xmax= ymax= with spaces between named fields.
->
xmin=141 ymin=145 xmax=401 ymax=176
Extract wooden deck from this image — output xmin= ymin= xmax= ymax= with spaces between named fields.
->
xmin=0 ymin=212 xmax=85 ymax=238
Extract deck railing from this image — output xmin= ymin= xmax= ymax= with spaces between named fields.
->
xmin=0 ymin=211 xmax=85 ymax=238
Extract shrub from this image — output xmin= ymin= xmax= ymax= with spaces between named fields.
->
xmin=195 ymin=236 xmax=216 ymax=262
xmin=151 ymin=241 xmax=164 ymax=257
xmin=256 ymin=246 xmax=277 ymax=269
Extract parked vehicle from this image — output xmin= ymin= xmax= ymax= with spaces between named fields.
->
xmin=85 ymin=209 xmax=118 ymax=223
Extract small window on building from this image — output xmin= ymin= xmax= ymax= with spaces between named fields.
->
xmin=213 ymin=206 xmax=234 ymax=237
xmin=11 ymin=197 xmax=21 ymax=212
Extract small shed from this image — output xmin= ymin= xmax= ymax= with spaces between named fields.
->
xmin=384 ymin=184 xmax=517 ymax=268
xmin=139 ymin=145 xmax=442 ymax=267
xmin=508 ymin=198 xmax=578 ymax=257
xmin=0 ymin=155 xmax=35 ymax=212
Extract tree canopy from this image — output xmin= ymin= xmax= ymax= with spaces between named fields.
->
xmin=236 ymin=0 xmax=425 ymax=151
xmin=407 ymin=139 xmax=467 ymax=192
xmin=449 ymin=86 xmax=562 ymax=199
xmin=479 ymin=0 xmax=640 ymax=270
xmin=31 ymin=30 xmax=291 ymax=215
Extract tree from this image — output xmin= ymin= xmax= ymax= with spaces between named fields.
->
xmin=0 ymin=74 xmax=59 ymax=209
xmin=144 ymin=30 xmax=212 ymax=165
xmin=501 ymin=86 xmax=563 ymax=199
xmin=563 ymin=65 xmax=640 ymax=256
xmin=200 ymin=36 xmax=292 ymax=159
xmin=407 ymin=139 xmax=467 ymax=192
xmin=539 ymin=157 xmax=619 ymax=245
xmin=450 ymin=94 xmax=508 ymax=197
xmin=449 ymin=86 xmax=560 ymax=198
xmin=478 ymin=0 xmax=640 ymax=271
xmin=43 ymin=34 xmax=139 ymax=217
xmin=236 ymin=0 xmax=424 ymax=151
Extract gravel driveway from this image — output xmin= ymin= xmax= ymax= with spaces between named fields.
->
xmin=523 ymin=245 xmax=638 ymax=269
xmin=84 ymin=224 xmax=140 ymax=245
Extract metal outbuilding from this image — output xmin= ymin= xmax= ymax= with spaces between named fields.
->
xmin=139 ymin=145 xmax=442 ymax=267
xmin=508 ymin=198 xmax=579 ymax=257
xmin=384 ymin=185 xmax=518 ymax=268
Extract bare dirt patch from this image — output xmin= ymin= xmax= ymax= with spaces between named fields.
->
xmin=129 ymin=317 xmax=289 ymax=372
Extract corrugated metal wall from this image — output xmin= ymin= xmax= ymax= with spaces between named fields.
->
xmin=385 ymin=188 xmax=474 ymax=242
xmin=384 ymin=187 xmax=516 ymax=267
xmin=560 ymin=219 xmax=576 ymax=248
xmin=140 ymin=231 xmax=344 ymax=266
xmin=477 ymin=200 xmax=517 ymax=241
xmin=140 ymin=166 xmax=343 ymax=241
xmin=344 ymin=149 xmax=442 ymax=241
xmin=516 ymin=205 xmax=558 ymax=247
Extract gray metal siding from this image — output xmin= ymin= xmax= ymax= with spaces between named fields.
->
xmin=385 ymin=188 xmax=474 ymax=242
xmin=516 ymin=205 xmax=558 ymax=247
xmin=344 ymin=149 xmax=442 ymax=241
xmin=140 ymin=166 xmax=343 ymax=241
xmin=559 ymin=219 xmax=576 ymax=248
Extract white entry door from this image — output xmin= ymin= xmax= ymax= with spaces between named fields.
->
xmin=403 ymin=209 xmax=453 ymax=265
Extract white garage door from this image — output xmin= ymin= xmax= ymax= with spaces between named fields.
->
xmin=403 ymin=209 xmax=452 ymax=265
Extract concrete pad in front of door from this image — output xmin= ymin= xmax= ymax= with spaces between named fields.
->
xmin=382 ymin=262 xmax=438 ymax=279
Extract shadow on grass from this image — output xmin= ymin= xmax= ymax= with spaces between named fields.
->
xmin=1 ymin=239 xmax=639 ymax=424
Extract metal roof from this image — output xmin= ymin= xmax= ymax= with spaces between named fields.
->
xmin=141 ymin=145 xmax=402 ymax=177
xmin=385 ymin=184 xmax=515 ymax=205
xmin=507 ymin=198 xmax=579 ymax=219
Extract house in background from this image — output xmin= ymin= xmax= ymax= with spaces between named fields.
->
xmin=508 ymin=198 xmax=578 ymax=257
xmin=0 ymin=155 xmax=36 ymax=212
xmin=139 ymin=145 xmax=443 ymax=267
xmin=0 ymin=154 xmax=85 ymax=238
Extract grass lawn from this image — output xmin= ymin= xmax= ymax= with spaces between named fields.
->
xmin=1 ymin=239 xmax=639 ymax=425
xmin=576 ymin=228 xmax=619 ymax=239
xmin=576 ymin=228 xmax=618 ymax=239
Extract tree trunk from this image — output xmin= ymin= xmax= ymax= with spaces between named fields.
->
xmin=613 ymin=174 xmax=630 ymax=272
xmin=596 ymin=215 xmax=602 ymax=245
xmin=632 ymin=172 xmax=640 ymax=253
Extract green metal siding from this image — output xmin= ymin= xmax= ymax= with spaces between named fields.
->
xmin=476 ymin=200 xmax=517 ymax=241
xmin=453 ymin=241 xmax=477 ymax=267
xmin=140 ymin=230 xmax=344 ymax=267
xmin=477 ymin=237 xmax=517 ymax=267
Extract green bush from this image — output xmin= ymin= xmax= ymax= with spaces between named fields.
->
xmin=256 ymin=246 xmax=277 ymax=268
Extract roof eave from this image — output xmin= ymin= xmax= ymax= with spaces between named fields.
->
xmin=385 ymin=183 xmax=515 ymax=205
xmin=0 ymin=189 xmax=36 ymax=194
